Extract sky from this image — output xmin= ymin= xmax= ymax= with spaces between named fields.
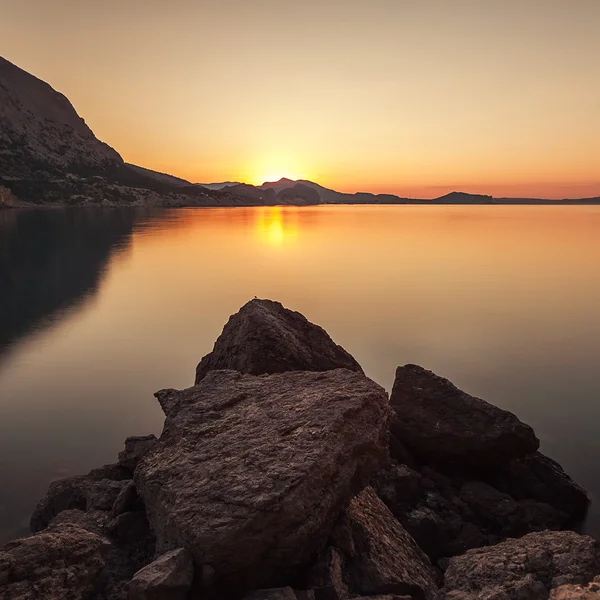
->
xmin=1 ymin=0 xmax=599 ymax=198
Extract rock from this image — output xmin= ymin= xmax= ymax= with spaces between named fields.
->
xmin=443 ymin=530 xmax=600 ymax=599
xmin=88 ymin=462 xmax=133 ymax=481
xmin=30 ymin=475 xmax=87 ymax=533
xmin=390 ymin=364 xmax=539 ymax=469
xmin=0 ymin=523 xmax=109 ymax=600
xmin=127 ymin=548 xmax=193 ymax=600
xmin=30 ymin=463 xmax=133 ymax=532
xmin=488 ymin=451 xmax=590 ymax=518
xmin=551 ymin=580 xmax=600 ymax=599
xmin=135 ymin=368 xmax=390 ymax=592
xmin=243 ymin=588 xmax=298 ymax=600
xmin=108 ymin=511 xmax=153 ymax=548
xmin=194 ymin=298 xmax=363 ymax=383
xmin=111 ymin=481 xmax=139 ymax=517
xmin=307 ymin=547 xmax=349 ymax=600
xmin=87 ymin=479 xmax=129 ymax=511
xmin=372 ymin=462 xmax=424 ymax=508
xmin=118 ymin=435 xmax=158 ymax=472
xmin=329 ymin=487 xmax=438 ymax=599
xmin=49 ymin=508 xmax=111 ymax=535
xmin=459 ymin=481 xmax=523 ymax=532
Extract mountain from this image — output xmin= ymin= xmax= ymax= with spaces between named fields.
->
xmin=1 ymin=56 xmax=598 ymax=207
xmin=196 ymin=181 xmax=241 ymax=190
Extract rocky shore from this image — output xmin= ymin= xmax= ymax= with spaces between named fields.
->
xmin=1 ymin=299 xmax=596 ymax=600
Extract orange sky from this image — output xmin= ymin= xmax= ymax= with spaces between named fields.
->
xmin=2 ymin=0 xmax=599 ymax=198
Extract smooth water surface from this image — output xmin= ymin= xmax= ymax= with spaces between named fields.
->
xmin=1 ymin=206 xmax=599 ymax=542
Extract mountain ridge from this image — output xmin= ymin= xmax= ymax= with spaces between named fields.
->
xmin=1 ymin=56 xmax=598 ymax=207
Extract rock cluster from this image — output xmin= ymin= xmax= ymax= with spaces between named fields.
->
xmin=0 ymin=299 xmax=595 ymax=600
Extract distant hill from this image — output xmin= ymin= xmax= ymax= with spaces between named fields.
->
xmin=1 ymin=56 xmax=598 ymax=208
xmin=196 ymin=182 xmax=241 ymax=191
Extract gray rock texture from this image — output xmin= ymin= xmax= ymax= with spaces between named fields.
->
xmin=195 ymin=299 xmax=363 ymax=383
xmin=443 ymin=530 xmax=600 ymax=599
xmin=135 ymin=368 xmax=390 ymax=591
xmin=390 ymin=364 xmax=539 ymax=468
xmin=0 ymin=523 xmax=109 ymax=600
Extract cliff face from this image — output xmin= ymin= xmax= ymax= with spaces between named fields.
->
xmin=0 ymin=57 xmax=122 ymax=176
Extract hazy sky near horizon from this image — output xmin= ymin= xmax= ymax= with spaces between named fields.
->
xmin=2 ymin=0 xmax=599 ymax=198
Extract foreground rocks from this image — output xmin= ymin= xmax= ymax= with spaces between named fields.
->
xmin=324 ymin=487 xmax=438 ymax=599
xmin=195 ymin=298 xmax=363 ymax=382
xmin=0 ymin=523 xmax=109 ymax=600
xmin=2 ymin=299 xmax=595 ymax=600
xmin=390 ymin=364 xmax=539 ymax=469
xmin=443 ymin=530 xmax=600 ymax=599
xmin=136 ymin=368 xmax=390 ymax=592
xmin=128 ymin=548 xmax=193 ymax=600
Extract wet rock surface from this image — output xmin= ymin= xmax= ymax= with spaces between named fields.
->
xmin=195 ymin=298 xmax=363 ymax=382
xmin=136 ymin=367 xmax=390 ymax=591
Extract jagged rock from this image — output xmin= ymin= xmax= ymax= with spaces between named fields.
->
xmin=108 ymin=512 xmax=153 ymax=548
xmin=443 ymin=530 xmax=600 ymax=599
xmin=328 ymin=487 xmax=438 ymax=599
xmin=31 ymin=463 xmax=132 ymax=532
xmin=243 ymin=588 xmax=298 ymax=600
xmin=111 ymin=481 xmax=139 ymax=517
xmin=87 ymin=462 xmax=133 ymax=481
xmin=49 ymin=508 xmax=111 ymax=535
xmin=194 ymin=299 xmax=363 ymax=383
xmin=0 ymin=523 xmax=109 ymax=600
xmin=390 ymin=364 xmax=539 ymax=468
xmin=307 ymin=547 xmax=349 ymax=600
xmin=488 ymin=452 xmax=590 ymax=518
xmin=372 ymin=462 xmax=423 ymax=508
xmin=127 ymin=548 xmax=193 ymax=600
xmin=459 ymin=481 xmax=523 ymax=530
xmin=135 ymin=369 xmax=390 ymax=592
xmin=551 ymin=579 xmax=600 ymax=599
xmin=118 ymin=435 xmax=158 ymax=472
xmin=87 ymin=479 xmax=129 ymax=511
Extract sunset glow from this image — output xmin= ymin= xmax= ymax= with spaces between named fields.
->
xmin=3 ymin=1 xmax=599 ymax=198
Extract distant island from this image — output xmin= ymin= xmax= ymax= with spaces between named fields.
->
xmin=1 ymin=56 xmax=599 ymax=209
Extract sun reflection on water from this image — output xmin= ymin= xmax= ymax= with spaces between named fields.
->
xmin=255 ymin=207 xmax=299 ymax=246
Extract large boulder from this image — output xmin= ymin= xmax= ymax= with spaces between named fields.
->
xmin=390 ymin=364 xmax=539 ymax=469
xmin=135 ymin=368 xmax=390 ymax=593
xmin=194 ymin=299 xmax=363 ymax=383
xmin=0 ymin=523 xmax=109 ymax=600
xmin=127 ymin=548 xmax=193 ymax=600
xmin=443 ymin=530 xmax=600 ymax=599
xmin=487 ymin=452 xmax=590 ymax=518
xmin=327 ymin=486 xmax=439 ymax=600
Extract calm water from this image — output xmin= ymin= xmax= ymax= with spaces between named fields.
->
xmin=1 ymin=206 xmax=600 ymax=543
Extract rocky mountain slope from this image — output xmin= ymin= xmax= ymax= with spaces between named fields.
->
xmin=1 ymin=298 xmax=597 ymax=599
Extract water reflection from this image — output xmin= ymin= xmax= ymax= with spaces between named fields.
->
xmin=1 ymin=206 xmax=600 ymax=544
xmin=255 ymin=207 xmax=299 ymax=246
xmin=0 ymin=209 xmax=143 ymax=365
